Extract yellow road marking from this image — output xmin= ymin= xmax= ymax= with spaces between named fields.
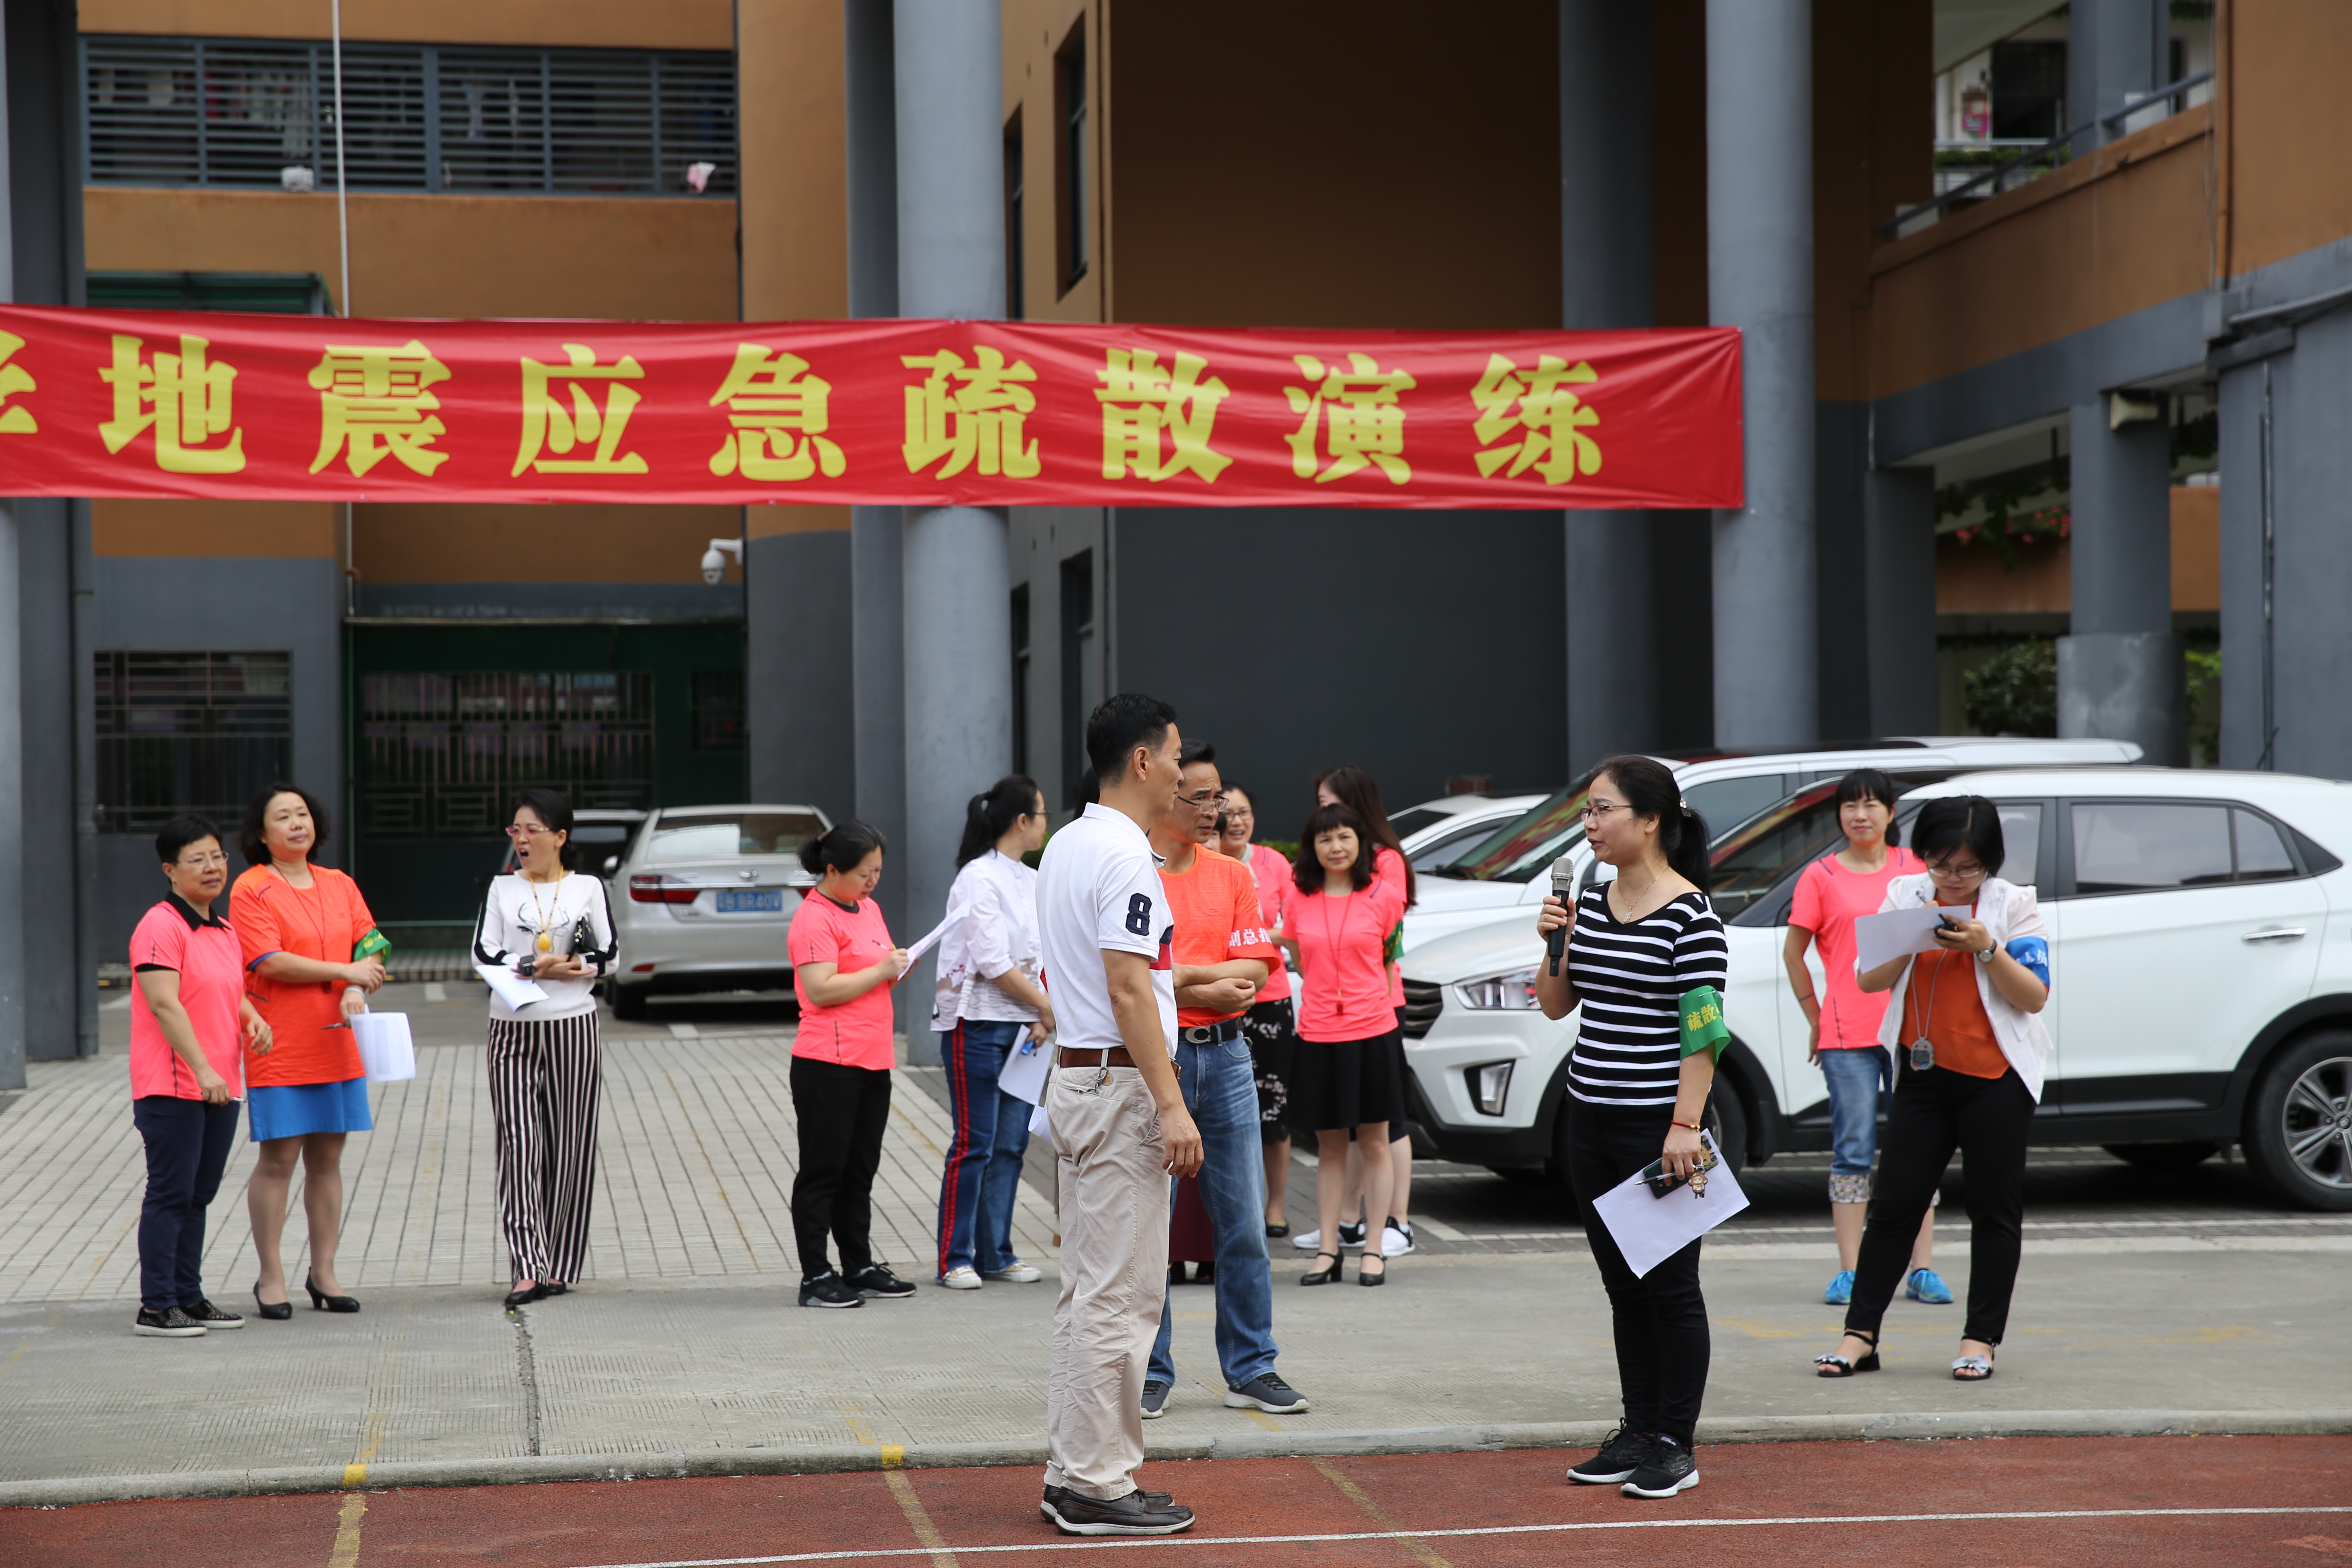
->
xmin=1311 ymin=1458 xmax=1452 ymax=1568
xmin=326 ymin=1490 xmax=368 ymax=1568
xmin=881 ymin=1468 xmax=958 ymax=1568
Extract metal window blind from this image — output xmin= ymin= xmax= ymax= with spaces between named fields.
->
xmin=358 ymin=671 xmax=655 ymax=840
xmin=85 ymin=35 xmax=736 ymax=196
xmin=95 ymin=651 xmax=294 ymax=835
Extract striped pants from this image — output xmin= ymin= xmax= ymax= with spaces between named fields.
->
xmin=487 ymin=1012 xmax=602 ymax=1285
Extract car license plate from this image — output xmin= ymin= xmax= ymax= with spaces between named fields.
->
xmin=715 ymin=889 xmax=784 ymax=913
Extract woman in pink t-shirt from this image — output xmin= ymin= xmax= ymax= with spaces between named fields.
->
xmin=1783 ymin=769 xmax=1946 ymax=1307
xmin=786 ymin=820 xmax=911 ymax=1309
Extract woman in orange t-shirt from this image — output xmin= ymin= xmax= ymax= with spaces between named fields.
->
xmin=229 ymin=785 xmax=386 ymax=1317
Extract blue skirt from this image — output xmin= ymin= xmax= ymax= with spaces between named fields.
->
xmin=248 ymin=1077 xmax=373 ymax=1143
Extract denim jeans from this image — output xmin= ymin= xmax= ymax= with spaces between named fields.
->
xmin=1148 ymin=1031 xmax=1278 ymax=1390
xmin=1819 ymin=1045 xmax=1893 ymax=1204
xmin=935 ymin=1019 xmax=1034 ymax=1277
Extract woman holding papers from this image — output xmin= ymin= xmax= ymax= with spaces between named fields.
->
xmin=232 ymin=784 xmax=385 ymax=1317
xmin=474 ymin=789 xmax=618 ymax=1312
xmin=1815 ymin=795 xmax=2049 ymax=1385
xmin=1533 ymin=755 xmax=1724 ymax=1501
xmin=931 ymin=775 xmax=1054 ymax=1291
xmin=1781 ymin=769 xmax=1946 ymax=1307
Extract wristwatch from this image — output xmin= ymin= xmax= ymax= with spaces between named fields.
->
xmin=1974 ymin=942 xmax=1996 ymax=964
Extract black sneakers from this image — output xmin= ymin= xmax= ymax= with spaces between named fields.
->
xmin=846 ymin=1264 xmax=916 ymax=1300
xmin=133 ymin=1306 xmax=207 ymax=1337
xmin=1042 ymin=1486 xmax=1196 ymax=1536
xmin=1140 ymin=1380 xmax=1171 ymax=1419
xmin=1223 ymin=1373 xmax=1310 ymax=1414
xmin=1620 ymin=1435 xmax=1700 ymax=1499
xmin=798 ymin=1272 xmax=866 ymax=1309
xmin=178 ymin=1298 xmax=244 ymax=1329
xmin=1567 ymin=1424 xmax=1652 ymax=1485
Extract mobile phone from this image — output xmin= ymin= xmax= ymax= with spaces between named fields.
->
xmin=1938 ymin=915 xmax=1964 ymax=933
xmin=1640 ymin=1129 xmax=1721 ymax=1198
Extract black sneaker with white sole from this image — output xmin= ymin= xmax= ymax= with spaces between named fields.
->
xmin=1336 ymin=1220 xmax=1368 ymax=1252
xmin=133 ymin=1305 xmax=207 ymax=1337
xmin=846 ymin=1264 xmax=917 ymax=1299
xmin=1042 ymin=1487 xmax=1174 ymax=1521
xmin=1566 ymin=1424 xmax=1651 ymax=1484
xmin=797 ymin=1272 xmax=865 ymax=1309
xmin=1223 ymin=1373 xmax=1309 ymax=1414
xmin=1619 ymin=1435 xmax=1700 ymax=1498
xmin=178 ymin=1298 xmax=244 ymax=1329
xmin=1043 ymin=1487 xmax=1196 ymax=1536
xmin=1140 ymin=1379 xmax=1171 ymax=1419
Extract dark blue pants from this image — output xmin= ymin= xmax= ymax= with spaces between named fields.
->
xmin=132 ymin=1096 xmax=242 ymax=1310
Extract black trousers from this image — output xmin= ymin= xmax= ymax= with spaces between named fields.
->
xmin=789 ymin=1056 xmax=893 ymax=1281
xmin=1845 ymin=1064 xmax=2035 ymax=1346
xmin=1565 ymin=1099 xmax=1710 ymax=1448
xmin=131 ymin=1096 xmax=242 ymax=1310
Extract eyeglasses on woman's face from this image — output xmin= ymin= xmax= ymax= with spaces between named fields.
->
xmin=506 ymin=821 xmax=557 ymax=840
xmin=1925 ymin=855 xmax=1987 ymax=882
xmin=1578 ymin=798 xmax=1632 ymax=823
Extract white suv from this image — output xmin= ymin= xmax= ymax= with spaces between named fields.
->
xmin=1399 ymin=767 xmax=2352 ymax=1212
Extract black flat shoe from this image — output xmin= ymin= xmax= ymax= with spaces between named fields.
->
xmin=542 ymin=1282 xmax=568 ymax=1296
xmin=504 ymin=1282 xmax=548 ymax=1311
xmin=251 ymin=1283 xmax=292 ymax=1321
xmin=304 ymin=1274 xmax=361 ymax=1313
xmin=1301 ymin=1250 xmax=1344 ymax=1286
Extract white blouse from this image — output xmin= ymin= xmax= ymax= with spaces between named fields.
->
xmin=930 ymin=849 xmax=1044 ymax=1029
xmin=473 ymin=870 xmax=619 ymax=1022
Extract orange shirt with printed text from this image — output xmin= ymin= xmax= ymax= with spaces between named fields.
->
xmin=1158 ymin=845 xmax=1280 ymax=1028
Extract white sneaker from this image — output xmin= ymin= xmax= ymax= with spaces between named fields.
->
xmin=1290 ymin=1227 xmax=1321 ymax=1252
xmin=1291 ymin=1220 xmax=1368 ymax=1252
xmin=937 ymin=1266 xmax=984 ymax=1290
xmin=1382 ymin=1221 xmax=1416 ymax=1258
xmin=984 ymin=1261 xmax=1042 ymax=1283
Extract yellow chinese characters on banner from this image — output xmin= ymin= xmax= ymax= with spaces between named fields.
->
xmin=308 ymin=340 xmax=451 ymax=477
xmin=514 ymin=344 xmax=648 ymax=476
xmin=0 ymin=331 xmax=36 ymax=434
xmin=98 ymin=333 xmax=245 ymax=473
xmin=1283 ymin=353 xmax=1414 ymax=485
xmin=708 ymin=346 xmax=846 ymax=481
xmin=1471 ymin=352 xmax=1601 ymax=484
xmin=902 ymin=346 xmax=1040 ymax=479
xmin=1096 ymin=349 xmax=1231 ymax=483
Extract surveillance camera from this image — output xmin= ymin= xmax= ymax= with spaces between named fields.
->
xmin=701 ymin=546 xmax=727 ymax=585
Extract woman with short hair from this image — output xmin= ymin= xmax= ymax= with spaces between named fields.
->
xmin=931 ymin=775 xmax=1053 ymax=1290
xmin=474 ymin=787 xmax=618 ymax=1311
xmin=1815 ymin=795 xmax=2051 ymax=1385
xmin=231 ymin=784 xmax=386 ymax=1316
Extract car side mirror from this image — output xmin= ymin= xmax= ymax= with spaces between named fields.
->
xmin=602 ymin=855 xmax=619 ymax=875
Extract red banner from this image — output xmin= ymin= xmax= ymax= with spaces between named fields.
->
xmin=0 ymin=307 xmax=1740 ymax=510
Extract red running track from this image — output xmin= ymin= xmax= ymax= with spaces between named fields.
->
xmin=6 ymin=1436 xmax=2350 ymax=1568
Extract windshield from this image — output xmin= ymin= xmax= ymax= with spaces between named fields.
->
xmin=1429 ymin=784 xmax=1591 ymax=883
xmin=1706 ymin=782 xmax=1845 ymax=922
xmin=650 ymin=811 xmax=826 ymax=863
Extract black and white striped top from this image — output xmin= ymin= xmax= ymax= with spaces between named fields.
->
xmin=1565 ymin=884 xmax=1729 ymax=1108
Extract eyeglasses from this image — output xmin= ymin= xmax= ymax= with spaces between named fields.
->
xmin=505 ymin=823 xmax=557 ymax=839
xmin=176 ymin=851 xmax=229 ymax=869
xmin=1176 ymin=791 xmax=1223 ymax=808
xmin=1926 ymin=858 xmax=1987 ymax=879
xmin=1577 ymin=800 xmax=1631 ymax=822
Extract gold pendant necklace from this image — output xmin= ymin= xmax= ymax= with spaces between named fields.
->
xmin=528 ymin=869 xmax=565 ymax=953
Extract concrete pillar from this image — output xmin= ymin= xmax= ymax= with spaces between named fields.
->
xmin=2060 ymin=397 xmax=2183 ymax=764
xmin=1706 ymin=0 xmax=1816 ymax=749
xmin=1862 ymin=466 xmax=1939 ymax=735
xmin=1560 ymin=0 xmax=1656 ymax=772
xmin=894 ymin=0 xmax=1008 ymax=1062
xmin=2069 ymin=0 xmax=2161 ymax=143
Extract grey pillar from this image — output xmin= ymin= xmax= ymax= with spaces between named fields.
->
xmin=746 ymin=526 xmax=855 ymax=815
xmin=1862 ymin=466 xmax=1939 ymax=734
xmin=894 ymin=0 xmax=1007 ymax=1063
xmin=2069 ymin=0 xmax=2161 ymax=144
xmin=1560 ymin=0 xmax=1656 ymax=772
xmin=1706 ymin=0 xmax=1817 ymax=749
xmin=2059 ymin=398 xmax=2183 ymax=763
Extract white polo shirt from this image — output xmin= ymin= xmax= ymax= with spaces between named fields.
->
xmin=1037 ymin=803 xmax=1177 ymax=1058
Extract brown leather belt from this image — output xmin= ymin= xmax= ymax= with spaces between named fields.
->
xmin=1056 ymin=1046 xmax=1175 ymax=1074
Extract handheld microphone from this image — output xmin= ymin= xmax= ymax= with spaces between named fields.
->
xmin=1546 ymin=858 xmax=1575 ymax=975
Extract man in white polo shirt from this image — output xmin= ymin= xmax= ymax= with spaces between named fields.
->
xmin=1036 ymin=693 xmax=1205 ymax=1537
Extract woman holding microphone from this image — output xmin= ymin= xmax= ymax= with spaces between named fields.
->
xmin=931 ymin=775 xmax=1054 ymax=1290
xmin=1535 ymin=755 xmax=1722 ymax=1500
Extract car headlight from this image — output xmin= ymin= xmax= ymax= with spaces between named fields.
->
xmin=1467 ymin=1060 xmax=1514 ymax=1116
xmin=1455 ymin=967 xmax=1540 ymax=1009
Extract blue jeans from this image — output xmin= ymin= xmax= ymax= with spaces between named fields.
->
xmin=1820 ymin=1045 xmax=1893 ymax=1203
xmin=935 ymin=1020 xmax=1034 ymax=1276
xmin=1149 ymin=1032 xmax=1278 ymax=1391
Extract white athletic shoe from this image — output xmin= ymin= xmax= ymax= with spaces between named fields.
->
xmin=1381 ymin=1221 xmax=1416 ymax=1257
xmin=983 ymin=1261 xmax=1042 ymax=1283
xmin=937 ymin=1266 xmax=984 ymax=1290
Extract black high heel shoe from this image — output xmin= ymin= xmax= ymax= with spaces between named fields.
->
xmin=251 ymin=1282 xmax=292 ymax=1321
xmin=1301 ymin=1250 xmax=1344 ymax=1286
xmin=1357 ymin=1254 xmax=1387 ymax=1287
xmin=504 ymin=1281 xmax=548 ymax=1311
xmin=304 ymin=1273 xmax=361 ymax=1314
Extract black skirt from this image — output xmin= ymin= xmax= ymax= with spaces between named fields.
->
xmin=1241 ymin=997 xmax=1298 ymax=1145
xmin=1286 ymin=1029 xmax=1408 ymax=1134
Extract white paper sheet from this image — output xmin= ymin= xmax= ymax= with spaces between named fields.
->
xmin=903 ymin=918 xmax=951 ymax=964
xmin=475 ymin=964 xmax=548 ymax=1009
xmin=350 ymin=1011 xmax=416 ymax=1082
xmin=1853 ymin=904 xmax=1958 ymax=973
xmin=998 ymin=1033 xmax=1053 ymax=1105
xmin=1027 ymin=1100 xmax=1054 ymax=1150
xmin=1588 ymin=1133 xmax=1750 ymax=1278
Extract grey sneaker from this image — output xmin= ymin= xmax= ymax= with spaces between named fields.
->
xmin=1140 ymin=1379 xmax=1172 ymax=1419
xmin=1223 ymin=1373 xmax=1309 ymax=1414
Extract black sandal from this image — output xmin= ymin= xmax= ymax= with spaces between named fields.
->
xmin=1952 ymin=1348 xmax=1995 ymax=1381
xmin=1814 ymin=1329 xmax=1880 ymax=1377
xmin=1301 ymin=1250 xmax=1344 ymax=1286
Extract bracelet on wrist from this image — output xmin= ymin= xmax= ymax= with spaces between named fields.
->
xmin=1670 ymin=1118 xmax=1702 ymax=1131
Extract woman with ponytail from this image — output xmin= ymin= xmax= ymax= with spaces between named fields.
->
xmin=929 ymin=775 xmax=1054 ymax=1291
xmin=1533 ymin=755 xmax=1726 ymax=1500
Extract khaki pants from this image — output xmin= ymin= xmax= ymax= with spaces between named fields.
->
xmin=1042 ymin=1064 xmax=1169 ymax=1500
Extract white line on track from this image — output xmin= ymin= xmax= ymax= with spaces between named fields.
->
xmin=557 ymin=1505 xmax=2352 ymax=1568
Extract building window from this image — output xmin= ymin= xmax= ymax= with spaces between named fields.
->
xmin=82 ymin=35 xmax=736 ymax=196
xmin=1059 ymin=551 xmax=1097 ymax=808
xmin=96 ymin=651 xmax=292 ymax=835
xmin=1990 ymin=40 xmax=2066 ymax=141
xmin=1010 ymin=582 xmax=1031 ymax=775
xmin=1054 ymin=23 xmax=1087 ymax=292
xmin=356 ymin=670 xmax=653 ymax=839
xmin=1004 ymin=111 xmax=1025 ymax=320
xmin=690 ymin=670 xmax=744 ymax=753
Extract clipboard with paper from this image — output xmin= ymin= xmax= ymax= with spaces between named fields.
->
xmin=1588 ymin=1128 xmax=1749 ymax=1278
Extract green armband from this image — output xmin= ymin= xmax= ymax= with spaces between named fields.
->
xmin=1679 ymin=986 xmax=1728 ymax=1062
xmin=353 ymin=927 xmax=392 ymax=962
